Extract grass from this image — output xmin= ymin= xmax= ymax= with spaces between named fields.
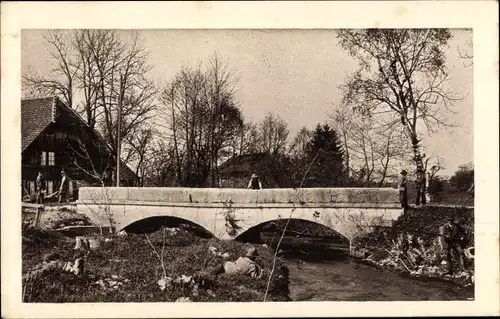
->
xmin=22 ymin=227 xmax=290 ymax=303
xmin=406 ymin=187 xmax=474 ymax=207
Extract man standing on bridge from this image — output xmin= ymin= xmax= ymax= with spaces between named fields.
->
xmin=247 ymin=174 xmax=263 ymax=190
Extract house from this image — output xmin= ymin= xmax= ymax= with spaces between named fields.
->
xmin=21 ymin=96 xmax=137 ymax=202
xmin=115 ymin=160 xmax=138 ymax=187
xmin=218 ymin=152 xmax=292 ymax=188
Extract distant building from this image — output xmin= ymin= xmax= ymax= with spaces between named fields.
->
xmin=218 ymin=153 xmax=284 ymax=188
xmin=21 ymin=96 xmax=137 ymax=201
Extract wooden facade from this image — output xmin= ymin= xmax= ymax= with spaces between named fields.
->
xmin=21 ymin=96 xmax=137 ymax=202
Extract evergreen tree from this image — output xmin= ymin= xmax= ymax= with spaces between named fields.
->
xmin=303 ymin=124 xmax=346 ymax=187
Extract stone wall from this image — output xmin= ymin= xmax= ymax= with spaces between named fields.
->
xmin=78 ymin=187 xmax=400 ymax=205
xmin=77 ymin=187 xmax=403 ymax=243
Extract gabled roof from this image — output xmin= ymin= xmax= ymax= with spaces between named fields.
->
xmin=119 ymin=160 xmax=138 ymax=181
xmin=21 ymin=97 xmax=58 ymax=152
xmin=21 ymin=96 xmax=138 ymax=180
xmin=218 ymin=152 xmax=275 ymax=177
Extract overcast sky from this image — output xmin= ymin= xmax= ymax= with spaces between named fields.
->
xmin=22 ymin=29 xmax=473 ymax=176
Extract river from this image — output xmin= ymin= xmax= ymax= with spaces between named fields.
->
xmin=255 ymin=232 xmax=474 ymax=301
xmin=283 ymin=254 xmax=474 ymax=301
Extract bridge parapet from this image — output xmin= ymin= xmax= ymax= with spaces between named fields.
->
xmin=77 ymin=187 xmax=403 ymax=242
xmin=78 ymin=187 xmax=400 ymax=205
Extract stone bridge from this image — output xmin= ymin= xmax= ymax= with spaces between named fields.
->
xmin=76 ymin=187 xmax=403 ymax=243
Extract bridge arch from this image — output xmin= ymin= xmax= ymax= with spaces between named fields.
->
xmin=235 ymin=217 xmax=350 ymax=247
xmin=229 ymin=207 xmax=361 ymax=243
xmin=122 ymin=215 xmax=215 ymax=237
xmin=119 ymin=215 xmax=215 ymax=238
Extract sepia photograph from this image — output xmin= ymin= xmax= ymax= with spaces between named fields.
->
xmin=1 ymin=1 xmax=499 ymax=318
xmin=19 ymin=27 xmax=475 ymax=303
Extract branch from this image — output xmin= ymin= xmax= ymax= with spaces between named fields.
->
xmin=263 ymin=149 xmax=321 ymax=302
xmin=144 ymin=231 xmax=168 ymax=279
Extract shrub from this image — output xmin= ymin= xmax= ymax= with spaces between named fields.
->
xmin=428 ymin=176 xmax=445 ymax=196
xmin=450 ymin=163 xmax=474 ymax=191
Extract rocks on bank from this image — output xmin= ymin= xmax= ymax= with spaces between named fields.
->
xmin=351 ymin=206 xmax=475 ymax=287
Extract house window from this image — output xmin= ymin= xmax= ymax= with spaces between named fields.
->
xmin=40 ymin=151 xmax=55 ymax=166
xmin=41 ymin=152 xmax=47 ymax=166
xmin=47 ymin=181 xmax=54 ymax=195
xmin=48 ymin=152 xmax=55 ymax=166
xmin=30 ymin=151 xmax=40 ymax=165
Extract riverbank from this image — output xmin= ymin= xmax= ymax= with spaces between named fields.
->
xmin=22 ymin=227 xmax=290 ymax=303
xmin=22 ymin=204 xmax=474 ymax=302
xmin=239 ymin=205 xmax=475 ymax=289
xmin=352 ymin=205 xmax=475 ymax=288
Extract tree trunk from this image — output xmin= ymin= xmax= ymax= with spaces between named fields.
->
xmin=410 ymin=133 xmax=424 ymax=172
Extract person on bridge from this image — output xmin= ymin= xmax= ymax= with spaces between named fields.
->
xmin=247 ymin=174 xmax=263 ymax=190
xmin=398 ymin=170 xmax=408 ymax=213
xmin=439 ymin=217 xmax=467 ymax=275
xmin=36 ymin=171 xmax=46 ymax=205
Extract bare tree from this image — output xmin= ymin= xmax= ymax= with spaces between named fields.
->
xmin=331 ymin=105 xmax=352 ymax=178
xmin=256 ymin=112 xmax=289 ymax=156
xmin=22 ymin=31 xmax=77 ymax=107
xmin=424 ymin=155 xmax=445 ymax=184
xmin=331 ymin=104 xmax=410 ymax=186
xmin=72 ymin=30 xmax=102 ymax=128
xmin=203 ymin=53 xmax=243 ymax=185
xmin=288 ymin=126 xmax=312 ymax=160
xmin=347 ymin=115 xmax=377 ymax=184
xmin=458 ymin=35 xmax=473 ymax=67
xmin=62 ymin=127 xmax=114 ymax=235
xmin=228 ymin=122 xmax=260 ymax=157
xmin=83 ymin=30 xmax=157 ymax=162
xmin=140 ymin=138 xmax=178 ymax=187
xmin=23 ymin=30 xmax=158 ymax=178
xmin=337 ymin=29 xmax=461 ymax=174
xmin=162 ymin=66 xmax=209 ymax=186
xmin=124 ymin=126 xmax=154 ymax=186
xmin=374 ymin=123 xmax=411 ymax=186
xmin=159 ymin=54 xmax=244 ymax=187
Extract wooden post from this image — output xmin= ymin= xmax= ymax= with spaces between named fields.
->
xmin=116 ymin=74 xmax=123 ymax=187
xmin=33 ymin=205 xmax=43 ymax=228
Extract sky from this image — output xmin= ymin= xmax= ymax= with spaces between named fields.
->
xmin=21 ymin=29 xmax=473 ymax=176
